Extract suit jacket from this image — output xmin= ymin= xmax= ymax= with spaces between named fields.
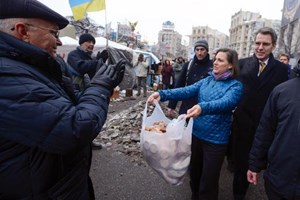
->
xmin=231 ymin=54 xmax=288 ymax=167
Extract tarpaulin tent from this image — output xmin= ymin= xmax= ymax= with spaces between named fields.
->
xmin=94 ymin=37 xmax=135 ymax=90
xmin=58 ymin=36 xmax=136 ymax=90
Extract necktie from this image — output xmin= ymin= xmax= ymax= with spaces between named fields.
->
xmin=258 ymin=61 xmax=265 ymax=76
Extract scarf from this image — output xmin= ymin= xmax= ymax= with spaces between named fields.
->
xmin=212 ymin=70 xmax=232 ymax=80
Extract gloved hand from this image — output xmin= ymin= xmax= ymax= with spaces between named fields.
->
xmin=96 ymin=49 xmax=109 ymax=63
xmin=90 ymin=59 xmax=126 ymax=91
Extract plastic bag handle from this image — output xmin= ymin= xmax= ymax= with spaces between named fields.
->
xmin=142 ymin=100 xmax=149 ymax=127
xmin=143 ymin=100 xmax=165 ymax=127
xmin=153 ymin=100 xmax=165 ymax=115
xmin=142 ymin=100 xmax=153 ymax=128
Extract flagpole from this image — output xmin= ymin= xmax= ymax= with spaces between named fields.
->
xmin=104 ymin=2 xmax=108 ymax=48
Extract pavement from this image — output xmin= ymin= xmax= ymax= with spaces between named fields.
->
xmin=90 ymin=148 xmax=268 ymax=200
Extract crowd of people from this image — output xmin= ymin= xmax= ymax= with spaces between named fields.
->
xmin=148 ymin=27 xmax=296 ymax=200
xmin=0 ymin=0 xmax=298 ymax=200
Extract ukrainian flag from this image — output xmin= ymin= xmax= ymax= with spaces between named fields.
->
xmin=69 ymin=0 xmax=106 ymax=20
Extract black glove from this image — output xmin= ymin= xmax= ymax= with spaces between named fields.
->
xmin=114 ymin=59 xmax=126 ymax=86
xmin=96 ymin=49 xmax=109 ymax=63
xmin=90 ymin=59 xmax=126 ymax=91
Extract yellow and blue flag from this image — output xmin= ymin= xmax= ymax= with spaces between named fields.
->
xmin=69 ymin=0 xmax=106 ymax=20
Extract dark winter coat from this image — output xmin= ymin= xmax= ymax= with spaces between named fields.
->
xmin=0 ymin=31 xmax=110 ymax=199
xmin=67 ymin=46 xmax=99 ymax=78
xmin=160 ymin=73 xmax=243 ymax=144
xmin=67 ymin=47 xmax=101 ymax=91
xmin=161 ymin=63 xmax=175 ymax=87
xmin=167 ymin=54 xmax=212 ymax=114
xmin=231 ymin=54 xmax=288 ymax=169
xmin=248 ymin=69 xmax=300 ymax=199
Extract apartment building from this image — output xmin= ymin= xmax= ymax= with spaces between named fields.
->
xmin=189 ymin=26 xmax=229 ymax=59
xmin=157 ymin=21 xmax=183 ymax=59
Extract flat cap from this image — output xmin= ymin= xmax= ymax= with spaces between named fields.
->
xmin=0 ymin=0 xmax=69 ymax=29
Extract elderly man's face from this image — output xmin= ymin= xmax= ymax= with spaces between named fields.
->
xmin=25 ymin=19 xmax=61 ymax=57
xmin=80 ymin=41 xmax=95 ymax=53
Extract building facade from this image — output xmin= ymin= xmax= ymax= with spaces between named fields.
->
xmin=189 ymin=26 xmax=229 ymax=59
xmin=157 ymin=21 xmax=184 ymax=59
xmin=279 ymin=0 xmax=300 ymax=63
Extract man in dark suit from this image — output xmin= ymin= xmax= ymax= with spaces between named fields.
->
xmin=230 ymin=27 xmax=289 ymax=200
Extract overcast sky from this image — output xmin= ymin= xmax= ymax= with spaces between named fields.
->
xmin=38 ymin=0 xmax=284 ymax=44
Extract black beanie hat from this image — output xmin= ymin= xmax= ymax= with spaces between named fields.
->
xmin=79 ymin=33 xmax=96 ymax=45
xmin=194 ymin=39 xmax=209 ymax=51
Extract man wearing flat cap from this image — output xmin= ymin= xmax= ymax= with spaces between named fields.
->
xmin=0 ymin=0 xmax=125 ymax=199
xmin=166 ymin=38 xmax=213 ymax=199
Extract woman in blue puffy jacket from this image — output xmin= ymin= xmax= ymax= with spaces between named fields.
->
xmin=148 ymin=48 xmax=243 ymax=200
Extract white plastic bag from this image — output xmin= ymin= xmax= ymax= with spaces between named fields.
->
xmin=141 ymin=101 xmax=193 ymax=185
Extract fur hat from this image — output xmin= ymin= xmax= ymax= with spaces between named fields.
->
xmin=194 ymin=39 xmax=209 ymax=51
xmin=0 ymin=0 xmax=68 ymax=29
xmin=79 ymin=33 xmax=96 ymax=45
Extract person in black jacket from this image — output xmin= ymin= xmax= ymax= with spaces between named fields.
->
xmin=67 ymin=33 xmax=108 ymax=149
xmin=166 ymin=39 xmax=212 ymax=116
xmin=230 ymin=27 xmax=289 ymax=200
xmin=166 ymin=39 xmax=213 ymax=199
xmin=247 ymin=64 xmax=300 ymax=200
xmin=0 ymin=1 xmax=125 ymax=199
xmin=67 ymin=33 xmax=108 ymax=91
xmin=278 ymin=52 xmax=291 ymax=79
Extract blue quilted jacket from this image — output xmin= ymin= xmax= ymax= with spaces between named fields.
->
xmin=159 ymin=73 xmax=243 ymax=144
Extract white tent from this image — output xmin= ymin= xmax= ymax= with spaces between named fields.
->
xmin=94 ymin=37 xmax=132 ymax=52
xmin=60 ymin=36 xmax=78 ymax=46
xmin=134 ymin=49 xmax=160 ymax=64
xmin=58 ymin=36 xmax=134 ymax=59
xmin=59 ymin=36 xmax=132 ymax=52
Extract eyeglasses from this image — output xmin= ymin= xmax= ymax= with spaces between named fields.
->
xmin=11 ymin=23 xmax=59 ymax=38
xmin=26 ymin=24 xmax=59 ymax=38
